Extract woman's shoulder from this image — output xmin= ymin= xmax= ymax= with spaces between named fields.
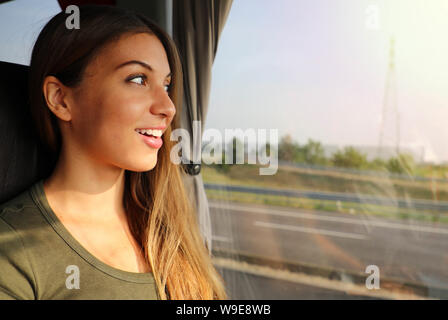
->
xmin=0 ymin=185 xmax=35 ymax=211
xmin=0 ymin=186 xmax=39 ymax=300
xmin=0 ymin=183 xmax=45 ymax=231
xmin=0 ymin=182 xmax=48 ymax=256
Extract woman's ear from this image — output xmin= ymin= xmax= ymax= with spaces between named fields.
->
xmin=42 ymin=75 xmax=73 ymax=122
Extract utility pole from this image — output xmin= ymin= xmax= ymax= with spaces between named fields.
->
xmin=378 ymin=36 xmax=400 ymax=159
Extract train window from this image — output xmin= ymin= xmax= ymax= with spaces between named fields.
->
xmin=205 ymin=0 xmax=448 ymax=299
xmin=0 ymin=0 xmax=61 ymax=65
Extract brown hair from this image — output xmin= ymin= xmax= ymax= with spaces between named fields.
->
xmin=28 ymin=4 xmax=227 ymax=300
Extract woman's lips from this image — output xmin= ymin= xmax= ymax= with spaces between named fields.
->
xmin=137 ymin=132 xmax=163 ymax=149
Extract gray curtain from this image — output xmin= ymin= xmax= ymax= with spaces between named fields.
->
xmin=172 ymin=0 xmax=233 ymax=253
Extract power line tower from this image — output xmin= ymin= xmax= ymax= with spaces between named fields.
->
xmin=377 ymin=36 xmax=400 ymax=159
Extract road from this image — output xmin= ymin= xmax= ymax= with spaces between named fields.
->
xmin=209 ymin=199 xmax=448 ymax=299
xmin=214 ymin=266 xmax=382 ymax=300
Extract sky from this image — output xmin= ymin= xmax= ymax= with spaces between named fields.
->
xmin=206 ymin=0 xmax=448 ymax=163
xmin=1 ymin=0 xmax=448 ymax=163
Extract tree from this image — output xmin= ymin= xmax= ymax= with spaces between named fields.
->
xmin=331 ymin=146 xmax=368 ymax=169
xmin=367 ymin=157 xmax=388 ymax=171
xmin=278 ymin=134 xmax=299 ymax=162
xmin=302 ymin=138 xmax=327 ymax=165
xmin=386 ymin=153 xmax=415 ymax=175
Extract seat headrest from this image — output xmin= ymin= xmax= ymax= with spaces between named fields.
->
xmin=0 ymin=61 xmax=53 ymax=203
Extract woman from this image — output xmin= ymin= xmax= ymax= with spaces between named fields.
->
xmin=0 ymin=5 xmax=227 ymax=300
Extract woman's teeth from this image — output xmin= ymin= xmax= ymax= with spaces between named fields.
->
xmin=135 ymin=129 xmax=163 ymax=137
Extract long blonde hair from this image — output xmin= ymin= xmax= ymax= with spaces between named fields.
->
xmin=28 ymin=5 xmax=227 ymax=299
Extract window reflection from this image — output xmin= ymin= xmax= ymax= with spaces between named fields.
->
xmin=205 ymin=0 xmax=448 ymax=300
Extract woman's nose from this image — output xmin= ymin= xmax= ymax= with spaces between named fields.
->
xmin=150 ymin=86 xmax=176 ymax=120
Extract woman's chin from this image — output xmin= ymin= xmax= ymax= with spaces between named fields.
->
xmin=142 ymin=161 xmax=157 ymax=172
xmin=126 ymin=160 xmax=158 ymax=172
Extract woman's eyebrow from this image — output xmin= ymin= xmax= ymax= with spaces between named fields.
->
xmin=115 ymin=60 xmax=172 ymax=77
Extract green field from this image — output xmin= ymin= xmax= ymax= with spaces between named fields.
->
xmin=202 ymin=164 xmax=448 ymax=223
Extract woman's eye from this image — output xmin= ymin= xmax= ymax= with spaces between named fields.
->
xmin=128 ymin=75 xmax=146 ymax=86
xmin=164 ymin=84 xmax=171 ymax=92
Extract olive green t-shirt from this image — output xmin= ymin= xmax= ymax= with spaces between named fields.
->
xmin=0 ymin=179 xmax=158 ymax=300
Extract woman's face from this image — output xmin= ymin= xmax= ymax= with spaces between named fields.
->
xmin=61 ymin=32 xmax=175 ymax=172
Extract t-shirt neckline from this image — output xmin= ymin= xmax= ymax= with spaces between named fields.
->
xmin=30 ymin=179 xmax=156 ymax=284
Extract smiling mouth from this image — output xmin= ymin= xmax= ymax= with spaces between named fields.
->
xmin=135 ymin=128 xmax=164 ymax=138
xmin=138 ymin=131 xmax=154 ymax=137
xmin=136 ymin=130 xmax=163 ymax=149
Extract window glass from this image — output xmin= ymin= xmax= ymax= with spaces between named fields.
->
xmin=205 ymin=0 xmax=448 ymax=299
xmin=0 ymin=0 xmax=60 ymax=65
